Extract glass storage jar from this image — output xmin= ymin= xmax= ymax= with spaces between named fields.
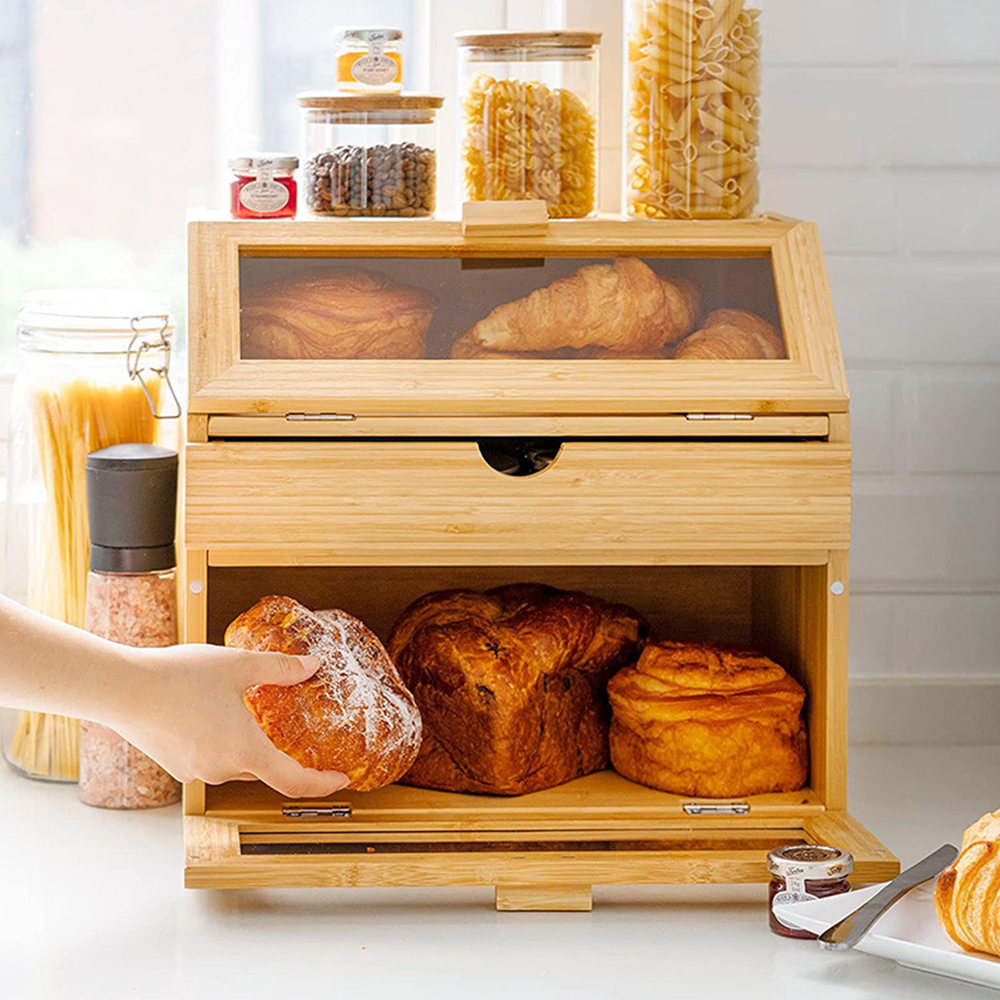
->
xmin=768 ymin=845 xmax=853 ymax=939
xmin=456 ymin=30 xmax=601 ymax=219
xmin=624 ymin=0 xmax=761 ymax=219
xmin=78 ymin=444 xmax=182 ymax=809
xmin=2 ymin=290 xmax=179 ymax=782
xmin=335 ymin=27 xmax=404 ymax=92
xmin=298 ymin=92 xmax=442 ymax=217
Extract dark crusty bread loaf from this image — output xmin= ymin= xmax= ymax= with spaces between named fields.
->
xmin=387 ymin=584 xmax=648 ymax=796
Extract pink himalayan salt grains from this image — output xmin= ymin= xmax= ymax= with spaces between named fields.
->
xmin=79 ymin=571 xmax=181 ymax=809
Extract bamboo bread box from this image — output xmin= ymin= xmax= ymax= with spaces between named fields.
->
xmin=182 ymin=214 xmax=898 ymax=908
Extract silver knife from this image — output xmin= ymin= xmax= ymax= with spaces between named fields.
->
xmin=818 ymin=843 xmax=958 ymax=951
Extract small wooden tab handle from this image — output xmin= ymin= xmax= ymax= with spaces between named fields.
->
xmin=461 ymin=200 xmax=549 ymax=237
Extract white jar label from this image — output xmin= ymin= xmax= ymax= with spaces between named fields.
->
xmin=239 ymin=178 xmax=289 ymax=214
xmin=351 ymin=54 xmax=398 ymax=86
xmin=771 ymin=889 xmax=819 ymax=929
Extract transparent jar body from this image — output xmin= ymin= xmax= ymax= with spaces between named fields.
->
xmin=301 ymin=108 xmax=438 ymax=217
xmin=2 ymin=311 xmax=173 ymax=782
xmin=624 ymin=0 xmax=762 ymax=219
xmin=78 ymin=568 xmax=181 ymax=809
xmin=457 ymin=37 xmax=600 ymax=219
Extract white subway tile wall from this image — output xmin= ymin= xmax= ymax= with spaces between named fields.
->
xmin=758 ymin=0 xmax=1000 ymax=681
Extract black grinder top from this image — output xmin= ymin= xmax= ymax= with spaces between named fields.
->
xmin=86 ymin=444 xmax=178 ymax=573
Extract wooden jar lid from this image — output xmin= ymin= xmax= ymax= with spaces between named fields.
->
xmin=455 ymin=30 xmax=602 ymax=49
xmin=297 ymin=91 xmax=445 ymax=111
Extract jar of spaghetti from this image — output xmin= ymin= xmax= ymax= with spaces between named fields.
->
xmin=768 ymin=845 xmax=853 ymax=939
xmin=624 ymin=0 xmax=762 ymax=219
xmin=1 ymin=291 xmax=180 ymax=783
xmin=456 ymin=30 xmax=601 ymax=219
xmin=229 ymin=154 xmax=298 ymax=219
xmin=336 ymin=27 xmax=403 ymax=92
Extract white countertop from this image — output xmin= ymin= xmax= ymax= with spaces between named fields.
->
xmin=1 ymin=744 xmax=997 ymax=1000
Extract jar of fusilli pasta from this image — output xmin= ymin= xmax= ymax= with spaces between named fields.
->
xmin=456 ymin=31 xmax=601 ymax=219
xmin=625 ymin=0 xmax=761 ymax=219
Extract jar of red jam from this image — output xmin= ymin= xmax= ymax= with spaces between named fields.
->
xmin=229 ymin=154 xmax=298 ymax=219
xmin=767 ymin=845 xmax=853 ymax=939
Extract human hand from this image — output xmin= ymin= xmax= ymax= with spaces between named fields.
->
xmin=109 ymin=644 xmax=350 ymax=798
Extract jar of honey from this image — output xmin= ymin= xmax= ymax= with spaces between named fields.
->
xmin=767 ymin=845 xmax=854 ymax=939
xmin=336 ymin=27 xmax=403 ymax=92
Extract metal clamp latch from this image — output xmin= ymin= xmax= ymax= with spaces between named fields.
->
xmin=683 ymin=802 xmax=750 ymax=816
xmin=127 ymin=315 xmax=182 ymax=419
xmin=282 ymin=803 xmax=352 ymax=819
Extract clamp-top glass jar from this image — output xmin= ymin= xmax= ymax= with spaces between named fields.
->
xmin=299 ymin=92 xmax=442 ymax=218
xmin=456 ymin=30 xmax=601 ymax=218
xmin=1 ymin=290 xmax=180 ymax=782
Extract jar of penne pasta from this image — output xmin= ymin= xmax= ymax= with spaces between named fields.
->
xmin=456 ymin=31 xmax=601 ymax=219
xmin=624 ymin=0 xmax=762 ymax=220
xmin=1 ymin=290 xmax=180 ymax=783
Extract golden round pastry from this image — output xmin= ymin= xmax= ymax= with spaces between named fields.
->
xmin=935 ymin=808 xmax=1000 ymax=957
xmin=608 ymin=640 xmax=808 ymax=798
xmin=240 ymin=269 xmax=435 ymax=359
xmin=226 ymin=596 xmax=422 ymax=791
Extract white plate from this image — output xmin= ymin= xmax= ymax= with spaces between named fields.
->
xmin=774 ymin=882 xmax=1000 ymax=991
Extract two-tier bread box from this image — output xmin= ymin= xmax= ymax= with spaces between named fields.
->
xmin=182 ymin=213 xmax=899 ymax=910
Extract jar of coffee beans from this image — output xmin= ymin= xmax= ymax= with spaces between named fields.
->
xmin=298 ymin=92 xmax=442 ymax=218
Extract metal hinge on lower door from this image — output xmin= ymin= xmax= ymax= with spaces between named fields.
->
xmin=285 ymin=413 xmax=357 ymax=422
xmin=282 ymin=803 xmax=352 ymax=818
xmin=685 ymin=413 xmax=754 ymax=421
xmin=683 ymin=802 xmax=750 ymax=815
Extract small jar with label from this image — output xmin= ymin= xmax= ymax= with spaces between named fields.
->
xmin=229 ymin=154 xmax=298 ymax=219
xmin=768 ymin=845 xmax=854 ymax=939
xmin=336 ymin=27 xmax=403 ymax=92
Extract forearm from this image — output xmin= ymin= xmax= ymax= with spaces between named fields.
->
xmin=0 ymin=593 xmax=134 ymax=726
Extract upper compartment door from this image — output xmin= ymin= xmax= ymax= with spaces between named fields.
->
xmin=187 ymin=218 xmax=847 ymax=416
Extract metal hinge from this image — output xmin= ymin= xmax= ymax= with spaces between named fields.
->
xmin=683 ymin=802 xmax=750 ymax=816
xmin=285 ymin=412 xmax=357 ymax=422
xmin=685 ymin=413 xmax=754 ymax=421
xmin=282 ymin=803 xmax=352 ymax=818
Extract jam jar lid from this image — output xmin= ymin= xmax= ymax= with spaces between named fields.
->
xmin=335 ymin=26 xmax=403 ymax=44
xmin=228 ymin=153 xmax=299 ymax=172
xmin=767 ymin=845 xmax=854 ymax=880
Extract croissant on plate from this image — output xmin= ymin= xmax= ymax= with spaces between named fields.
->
xmin=935 ymin=808 xmax=1000 ymax=957
xmin=450 ymin=259 xmax=701 ymax=358
xmin=674 ymin=308 xmax=785 ymax=360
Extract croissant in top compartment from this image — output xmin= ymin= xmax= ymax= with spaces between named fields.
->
xmin=449 ymin=259 xmax=701 ymax=358
xmin=241 ymin=269 xmax=436 ymax=359
xmin=674 ymin=308 xmax=785 ymax=360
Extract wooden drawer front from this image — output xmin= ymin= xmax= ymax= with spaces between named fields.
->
xmin=184 ymin=441 xmax=850 ymax=565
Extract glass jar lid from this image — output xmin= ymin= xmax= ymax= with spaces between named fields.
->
xmin=456 ymin=29 xmax=601 ymax=61
xmin=297 ymin=91 xmax=443 ymax=124
xmin=336 ymin=26 xmax=403 ymax=45
xmin=228 ymin=153 xmax=298 ymax=172
xmin=17 ymin=289 xmax=175 ymax=341
xmin=767 ymin=845 xmax=854 ymax=881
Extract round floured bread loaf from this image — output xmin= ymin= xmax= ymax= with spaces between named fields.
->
xmin=225 ymin=596 xmax=422 ymax=791
xmin=608 ymin=640 xmax=808 ymax=798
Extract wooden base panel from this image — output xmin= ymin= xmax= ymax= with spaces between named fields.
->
xmin=496 ymin=885 xmax=593 ymax=912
